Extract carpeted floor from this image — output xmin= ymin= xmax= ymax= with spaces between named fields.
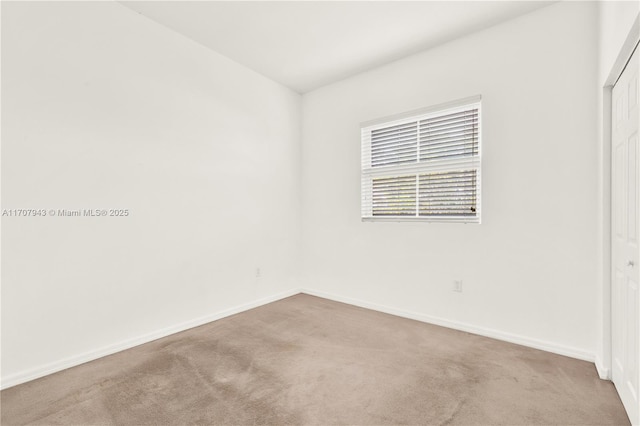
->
xmin=0 ymin=294 xmax=630 ymax=425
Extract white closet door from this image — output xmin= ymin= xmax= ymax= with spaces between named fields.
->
xmin=612 ymin=45 xmax=640 ymax=426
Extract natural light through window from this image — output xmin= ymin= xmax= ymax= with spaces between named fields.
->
xmin=361 ymin=96 xmax=481 ymax=223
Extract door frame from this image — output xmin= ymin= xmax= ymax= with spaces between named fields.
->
xmin=600 ymin=14 xmax=640 ymax=381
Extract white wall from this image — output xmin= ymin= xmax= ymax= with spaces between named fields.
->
xmin=1 ymin=2 xmax=301 ymax=386
xmin=595 ymin=0 xmax=640 ymax=377
xmin=301 ymin=1 xmax=598 ymax=359
xmin=598 ymin=1 xmax=640 ymax=83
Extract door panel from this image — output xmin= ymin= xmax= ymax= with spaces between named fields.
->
xmin=615 ymin=269 xmax=626 ymax=374
xmin=612 ymin=46 xmax=640 ymax=425
xmin=628 ymin=135 xmax=638 ymax=244
xmin=627 ymin=278 xmax=638 ymax=401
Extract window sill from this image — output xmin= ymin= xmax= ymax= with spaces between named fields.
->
xmin=361 ymin=217 xmax=481 ymax=224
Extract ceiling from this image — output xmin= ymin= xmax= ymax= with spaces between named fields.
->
xmin=119 ymin=1 xmax=555 ymax=93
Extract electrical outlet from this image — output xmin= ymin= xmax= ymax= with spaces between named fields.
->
xmin=453 ymin=280 xmax=463 ymax=292
xmin=256 ymin=267 xmax=262 ymax=278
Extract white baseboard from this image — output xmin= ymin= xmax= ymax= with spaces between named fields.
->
xmin=301 ymin=288 xmax=595 ymax=363
xmin=0 ymin=289 xmax=301 ymax=390
xmin=595 ymin=355 xmax=611 ymax=380
xmin=3 ymin=287 xmax=599 ymax=390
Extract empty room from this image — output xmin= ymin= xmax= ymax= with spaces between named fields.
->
xmin=1 ymin=0 xmax=639 ymax=424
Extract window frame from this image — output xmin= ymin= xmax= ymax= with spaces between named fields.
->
xmin=360 ymin=95 xmax=482 ymax=224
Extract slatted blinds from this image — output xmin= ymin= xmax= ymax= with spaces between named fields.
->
xmin=361 ymin=98 xmax=481 ymax=222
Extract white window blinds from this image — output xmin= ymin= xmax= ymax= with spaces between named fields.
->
xmin=361 ymin=97 xmax=481 ymax=222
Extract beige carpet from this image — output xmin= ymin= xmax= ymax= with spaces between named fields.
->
xmin=0 ymin=294 xmax=630 ymax=425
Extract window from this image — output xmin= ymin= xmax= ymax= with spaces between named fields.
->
xmin=361 ymin=96 xmax=481 ymax=223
